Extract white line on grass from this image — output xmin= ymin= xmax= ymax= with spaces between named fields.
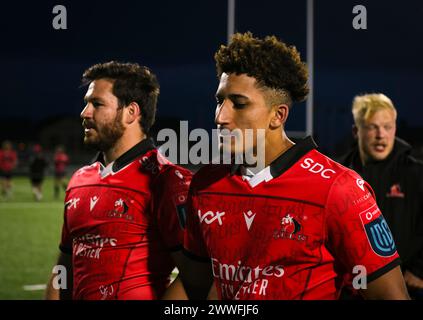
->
xmin=0 ymin=202 xmax=63 ymax=209
xmin=23 ymin=284 xmax=47 ymax=291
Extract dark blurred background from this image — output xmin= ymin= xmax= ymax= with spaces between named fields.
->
xmin=1 ymin=0 xmax=422 ymax=171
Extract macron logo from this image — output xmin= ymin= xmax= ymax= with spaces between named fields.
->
xmin=198 ymin=210 xmax=225 ymax=226
xmin=90 ymin=196 xmax=100 ymax=211
xmin=243 ymin=210 xmax=256 ymax=231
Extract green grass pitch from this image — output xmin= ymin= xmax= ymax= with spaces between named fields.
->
xmin=0 ymin=176 xmax=65 ymax=299
xmin=0 ymin=176 xmax=179 ymax=300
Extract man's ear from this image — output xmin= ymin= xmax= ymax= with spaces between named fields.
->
xmin=270 ymin=104 xmax=289 ymax=129
xmin=352 ymin=124 xmax=358 ymax=140
xmin=124 ymin=102 xmax=141 ymax=125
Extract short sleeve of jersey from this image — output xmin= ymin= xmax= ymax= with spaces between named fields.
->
xmin=183 ymin=188 xmax=210 ymax=261
xmin=325 ymin=170 xmax=401 ymax=284
xmin=59 ymin=193 xmax=72 ymax=254
xmin=154 ymin=167 xmax=192 ymax=251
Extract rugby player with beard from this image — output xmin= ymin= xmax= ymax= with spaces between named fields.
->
xmin=45 ymin=61 xmax=191 ymax=300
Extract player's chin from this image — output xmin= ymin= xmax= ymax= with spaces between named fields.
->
xmin=369 ymin=150 xmax=389 ymax=161
xmin=83 ymin=136 xmax=99 ymax=148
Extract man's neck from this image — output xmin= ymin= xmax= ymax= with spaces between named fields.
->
xmin=264 ymin=132 xmax=294 ymax=167
xmin=103 ymin=133 xmax=146 ymax=166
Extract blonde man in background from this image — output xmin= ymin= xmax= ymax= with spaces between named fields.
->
xmin=341 ymin=93 xmax=423 ymax=298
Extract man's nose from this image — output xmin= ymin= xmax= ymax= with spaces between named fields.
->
xmin=215 ymin=100 xmax=232 ymax=127
xmin=375 ymin=126 xmax=387 ymax=138
xmin=80 ymin=103 xmax=93 ymax=119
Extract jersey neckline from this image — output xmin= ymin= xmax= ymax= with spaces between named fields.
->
xmin=231 ymin=136 xmax=318 ymax=180
xmin=92 ymin=138 xmax=156 ymax=173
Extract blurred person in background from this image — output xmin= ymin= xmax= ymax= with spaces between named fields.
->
xmin=29 ymin=144 xmax=49 ymax=201
xmin=0 ymin=140 xmax=18 ymax=199
xmin=53 ymin=145 xmax=69 ymax=199
xmin=340 ymin=93 xmax=423 ymax=298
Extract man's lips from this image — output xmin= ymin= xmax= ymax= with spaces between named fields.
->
xmin=372 ymin=143 xmax=387 ymax=152
xmin=83 ymin=125 xmax=96 ymax=135
xmin=83 ymin=121 xmax=96 ymax=131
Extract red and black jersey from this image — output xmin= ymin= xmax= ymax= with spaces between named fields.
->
xmin=60 ymin=138 xmax=192 ymax=300
xmin=0 ymin=149 xmax=17 ymax=172
xmin=184 ymin=137 xmax=400 ymax=300
xmin=54 ymin=152 xmax=69 ymax=174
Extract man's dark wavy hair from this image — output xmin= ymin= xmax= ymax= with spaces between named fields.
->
xmin=82 ymin=61 xmax=160 ymax=134
xmin=215 ymin=32 xmax=309 ymax=105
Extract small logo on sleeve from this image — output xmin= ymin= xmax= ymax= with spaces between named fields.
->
xmin=356 ymin=179 xmax=365 ymax=192
xmin=360 ymin=206 xmax=396 ymax=257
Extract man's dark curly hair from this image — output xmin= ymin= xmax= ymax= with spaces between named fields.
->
xmin=215 ymin=32 xmax=309 ymax=105
xmin=82 ymin=61 xmax=160 ymax=134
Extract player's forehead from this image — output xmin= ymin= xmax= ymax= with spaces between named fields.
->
xmin=365 ymin=109 xmax=396 ymax=125
xmin=84 ymin=78 xmax=116 ymax=102
xmin=216 ymin=72 xmax=260 ymax=99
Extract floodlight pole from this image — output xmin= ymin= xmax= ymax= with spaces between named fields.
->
xmin=306 ymin=0 xmax=314 ymax=137
xmin=227 ymin=0 xmax=236 ymax=43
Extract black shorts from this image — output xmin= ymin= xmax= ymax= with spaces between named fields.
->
xmin=55 ymin=171 xmax=66 ymax=179
xmin=0 ymin=171 xmax=12 ymax=179
xmin=31 ymin=177 xmax=44 ymax=185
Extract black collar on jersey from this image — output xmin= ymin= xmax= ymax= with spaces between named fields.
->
xmin=231 ymin=136 xmax=318 ymax=178
xmin=92 ymin=138 xmax=156 ymax=172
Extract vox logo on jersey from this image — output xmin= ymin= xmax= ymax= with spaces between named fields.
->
xmin=198 ymin=210 xmax=225 ymax=226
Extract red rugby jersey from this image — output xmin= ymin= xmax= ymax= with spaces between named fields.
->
xmin=0 ymin=149 xmax=17 ymax=172
xmin=60 ymin=139 xmax=192 ymax=299
xmin=184 ymin=137 xmax=400 ymax=300
xmin=54 ymin=152 xmax=69 ymax=173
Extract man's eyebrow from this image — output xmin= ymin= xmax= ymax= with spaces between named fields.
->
xmin=228 ymin=94 xmax=250 ymax=100
xmin=215 ymin=93 xmax=250 ymax=100
xmin=84 ymin=96 xmax=104 ymax=103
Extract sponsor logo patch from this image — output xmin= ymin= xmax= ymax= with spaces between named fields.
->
xmin=360 ymin=205 xmax=396 ymax=257
xmin=198 ymin=210 xmax=225 ymax=226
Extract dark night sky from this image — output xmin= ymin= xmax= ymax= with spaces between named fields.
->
xmin=1 ymin=0 xmax=422 ymax=154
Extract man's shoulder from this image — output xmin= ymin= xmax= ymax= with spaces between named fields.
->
xmin=190 ymin=163 xmax=232 ymax=191
xmin=298 ymin=149 xmax=361 ymax=183
xmin=67 ymin=163 xmax=99 ymax=188
xmin=404 ymin=153 xmax=423 ymax=167
xmin=289 ymin=149 xmax=369 ymax=209
xmin=312 ymin=153 xmax=374 ymax=208
xmin=139 ymin=149 xmax=192 ymax=188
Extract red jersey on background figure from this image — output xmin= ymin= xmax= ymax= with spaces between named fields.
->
xmin=53 ymin=146 xmax=70 ymax=199
xmin=60 ymin=139 xmax=191 ymax=299
xmin=0 ymin=143 xmax=18 ymax=175
xmin=0 ymin=140 xmax=18 ymax=199
xmin=184 ymin=137 xmax=400 ymax=300
xmin=54 ymin=149 xmax=69 ymax=176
